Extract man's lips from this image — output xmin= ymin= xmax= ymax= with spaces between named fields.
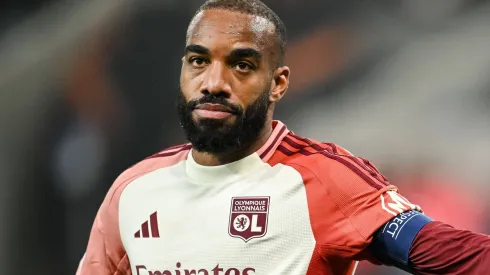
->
xmin=194 ymin=103 xmax=234 ymax=113
xmin=193 ymin=103 xmax=236 ymax=119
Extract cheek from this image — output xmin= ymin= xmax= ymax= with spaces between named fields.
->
xmin=181 ymin=70 xmax=203 ymax=94
xmin=180 ymin=77 xmax=195 ymax=98
xmin=238 ymin=86 xmax=267 ymax=109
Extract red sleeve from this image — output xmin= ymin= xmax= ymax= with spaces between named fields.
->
xmin=76 ymin=173 xmax=130 ymax=275
xmin=288 ymin=146 xmax=421 ymax=259
xmin=76 ymin=147 xmax=189 ymax=275
xmin=409 ymin=221 xmax=490 ymax=274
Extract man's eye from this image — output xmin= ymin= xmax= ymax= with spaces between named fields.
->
xmin=190 ymin=57 xmax=206 ymax=67
xmin=234 ymin=62 xmax=253 ymax=72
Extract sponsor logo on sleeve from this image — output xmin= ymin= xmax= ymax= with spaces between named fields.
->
xmin=381 ymin=191 xmax=421 ymax=216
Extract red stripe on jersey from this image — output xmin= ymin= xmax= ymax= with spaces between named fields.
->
xmin=326 ymin=142 xmax=338 ymax=154
xmin=150 ymin=212 xmax=160 ymax=238
xmin=164 ymin=143 xmax=190 ymax=151
xmin=282 ymin=135 xmax=338 ymax=155
xmin=346 ymin=156 xmax=389 ymax=183
xmin=288 ymin=134 xmax=389 ymax=186
xmin=141 ymin=221 xmax=150 ymax=238
xmin=292 ymin=135 xmax=388 ymax=185
xmin=277 ymin=145 xmax=296 ymax=156
xmin=361 ymin=157 xmax=389 ymax=182
xmin=259 ymin=124 xmax=287 ymax=159
xmin=285 ymin=134 xmax=337 ymax=153
xmin=282 ymin=135 xmax=385 ymax=190
xmin=282 ymin=137 xmax=321 ymax=152
xmin=146 ymin=144 xmax=192 ymax=159
xmin=326 ymin=153 xmax=389 ymax=187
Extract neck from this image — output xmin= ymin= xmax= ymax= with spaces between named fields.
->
xmin=191 ymin=119 xmax=273 ymax=166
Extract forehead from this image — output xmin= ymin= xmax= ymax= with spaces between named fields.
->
xmin=187 ymin=9 xmax=276 ymax=51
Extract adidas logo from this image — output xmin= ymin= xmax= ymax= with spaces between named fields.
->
xmin=134 ymin=211 xmax=160 ymax=238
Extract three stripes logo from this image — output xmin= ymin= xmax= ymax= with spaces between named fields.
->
xmin=134 ymin=211 xmax=160 ymax=238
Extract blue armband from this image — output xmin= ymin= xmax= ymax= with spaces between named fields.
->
xmin=370 ymin=210 xmax=433 ymax=269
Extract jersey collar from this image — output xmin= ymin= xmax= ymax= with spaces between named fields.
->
xmin=256 ymin=120 xmax=289 ymax=162
xmin=185 ymin=120 xmax=290 ymax=185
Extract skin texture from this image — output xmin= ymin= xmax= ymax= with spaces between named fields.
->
xmin=179 ymin=9 xmax=290 ymax=166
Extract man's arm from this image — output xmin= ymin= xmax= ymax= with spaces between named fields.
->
xmin=76 ymin=175 xmax=130 ymax=275
xmin=286 ymin=142 xmax=490 ymax=273
xmin=369 ymin=213 xmax=490 ymax=274
xmin=287 ymin=143 xmax=490 ymax=274
xmin=411 ymin=221 xmax=490 ymax=274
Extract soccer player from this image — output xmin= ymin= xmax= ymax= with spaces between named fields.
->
xmin=76 ymin=0 xmax=490 ymax=274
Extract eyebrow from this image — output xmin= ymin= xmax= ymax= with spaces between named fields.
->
xmin=229 ymin=48 xmax=262 ymax=62
xmin=185 ymin=44 xmax=210 ymax=55
xmin=184 ymin=45 xmax=262 ymax=62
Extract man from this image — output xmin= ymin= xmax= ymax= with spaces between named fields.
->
xmin=77 ymin=0 xmax=490 ymax=274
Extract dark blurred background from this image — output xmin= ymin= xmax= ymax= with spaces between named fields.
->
xmin=1 ymin=0 xmax=490 ymax=274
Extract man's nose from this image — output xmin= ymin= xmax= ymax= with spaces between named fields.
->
xmin=200 ymin=62 xmax=232 ymax=97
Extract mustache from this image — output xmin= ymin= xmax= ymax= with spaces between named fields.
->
xmin=186 ymin=94 xmax=242 ymax=114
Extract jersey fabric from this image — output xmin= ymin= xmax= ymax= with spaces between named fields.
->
xmin=77 ymin=121 xmax=420 ymax=275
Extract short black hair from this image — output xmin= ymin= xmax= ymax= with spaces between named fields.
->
xmin=188 ymin=0 xmax=287 ymax=67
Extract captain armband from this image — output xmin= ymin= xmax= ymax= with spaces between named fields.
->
xmin=369 ymin=210 xmax=433 ymax=270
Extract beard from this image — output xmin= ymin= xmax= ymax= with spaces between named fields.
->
xmin=177 ymin=89 xmax=270 ymax=155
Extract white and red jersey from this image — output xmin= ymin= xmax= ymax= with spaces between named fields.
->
xmin=77 ymin=121 xmax=419 ymax=275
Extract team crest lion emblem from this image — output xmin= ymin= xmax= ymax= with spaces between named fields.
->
xmin=229 ymin=197 xmax=270 ymax=242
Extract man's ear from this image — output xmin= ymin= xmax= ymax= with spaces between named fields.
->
xmin=269 ymin=66 xmax=290 ymax=103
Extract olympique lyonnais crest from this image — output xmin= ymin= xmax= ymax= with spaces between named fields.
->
xmin=229 ymin=197 xmax=270 ymax=242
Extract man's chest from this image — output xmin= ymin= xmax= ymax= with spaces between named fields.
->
xmin=118 ymin=164 xmax=318 ymax=274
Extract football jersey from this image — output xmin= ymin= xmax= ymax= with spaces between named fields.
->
xmin=77 ymin=121 xmax=420 ymax=275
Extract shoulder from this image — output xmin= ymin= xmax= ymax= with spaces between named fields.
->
xmin=270 ymin=134 xmax=410 ymax=256
xmin=271 ymin=132 xmax=390 ymax=190
xmin=272 ymin=132 xmax=356 ymax=165
xmin=106 ymin=143 xmax=192 ymax=206
xmin=88 ymin=143 xmax=191 ymax=252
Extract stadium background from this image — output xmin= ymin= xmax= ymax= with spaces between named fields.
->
xmin=1 ymin=0 xmax=490 ymax=274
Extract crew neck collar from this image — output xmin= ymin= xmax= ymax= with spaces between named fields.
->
xmin=185 ymin=120 xmax=289 ymax=185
